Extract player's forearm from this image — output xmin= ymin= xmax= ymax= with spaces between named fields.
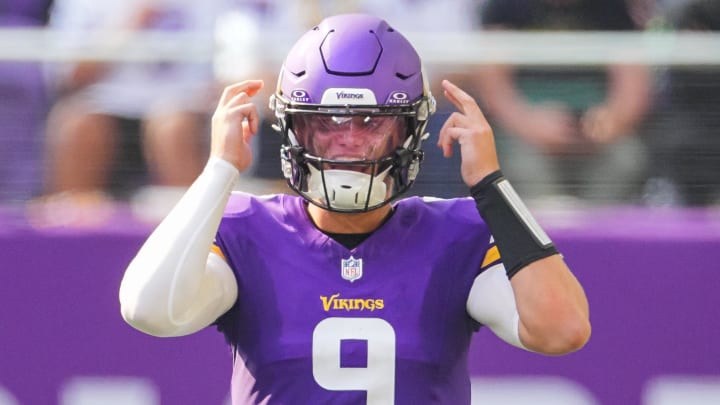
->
xmin=119 ymin=158 xmax=238 ymax=336
xmin=511 ymin=256 xmax=591 ymax=355
xmin=471 ymin=172 xmax=590 ymax=354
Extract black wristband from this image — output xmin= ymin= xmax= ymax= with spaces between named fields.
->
xmin=471 ymin=170 xmax=559 ymax=278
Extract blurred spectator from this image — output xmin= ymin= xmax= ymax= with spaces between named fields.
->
xmin=0 ymin=0 xmax=53 ymax=204
xmin=643 ymin=0 xmax=720 ymax=206
xmin=35 ymin=0 xmax=230 ymax=224
xmin=474 ymin=0 xmax=653 ymax=206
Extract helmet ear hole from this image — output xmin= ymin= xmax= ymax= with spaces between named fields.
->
xmin=281 ymin=145 xmax=310 ymax=188
xmin=389 ymin=148 xmax=423 ymax=188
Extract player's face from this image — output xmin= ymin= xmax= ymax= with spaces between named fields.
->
xmin=293 ymin=114 xmax=407 ymax=172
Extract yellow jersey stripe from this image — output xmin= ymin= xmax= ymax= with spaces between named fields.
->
xmin=210 ymin=244 xmax=226 ymax=260
xmin=481 ymin=245 xmax=500 ymax=269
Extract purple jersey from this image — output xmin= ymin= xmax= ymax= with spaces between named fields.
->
xmin=214 ymin=193 xmax=500 ymax=404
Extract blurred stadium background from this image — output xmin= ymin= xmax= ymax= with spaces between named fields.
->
xmin=1 ymin=1 xmax=720 ymax=404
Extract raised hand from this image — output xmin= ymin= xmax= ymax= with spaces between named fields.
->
xmin=210 ymin=80 xmax=264 ymax=172
xmin=437 ymin=79 xmax=501 ymax=187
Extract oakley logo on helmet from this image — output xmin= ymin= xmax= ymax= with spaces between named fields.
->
xmin=321 ymin=88 xmax=377 ymax=105
xmin=387 ymin=91 xmax=410 ymax=105
xmin=290 ymin=89 xmax=310 ymax=103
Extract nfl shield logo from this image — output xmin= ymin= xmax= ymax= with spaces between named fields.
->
xmin=341 ymin=256 xmax=363 ymax=282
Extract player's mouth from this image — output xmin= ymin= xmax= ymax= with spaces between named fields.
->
xmin=324 ymin=156 xmax=374 ymax=174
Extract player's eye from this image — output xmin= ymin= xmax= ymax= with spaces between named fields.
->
xmin=302 ymin=115 xmax=401 ymax=136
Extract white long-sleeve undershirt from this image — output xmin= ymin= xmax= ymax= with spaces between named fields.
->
xmin=119 ymin=158 xmax=525 ymax=349
xmin=467 ymin=264 xmax=527 ymax=350
xmin=119 ymin=158 xmax=239 ymax=337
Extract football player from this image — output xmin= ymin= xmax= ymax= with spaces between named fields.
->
xmin=120 ymin=14 xmax=590 ymax=404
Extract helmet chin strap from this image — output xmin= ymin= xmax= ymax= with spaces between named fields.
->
xmin=307 ymin=165 xmax=391 ymax=210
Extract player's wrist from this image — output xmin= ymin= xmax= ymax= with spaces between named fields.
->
xmin=207 ymin=156 xmax=240 ymax=171
xmin=204 ymin=157 xmax=241 ymax=186
xmin=463 ymin=164 xmax=501 ymax=187
xmin=470 ymin=171 xmax=558 ymax=278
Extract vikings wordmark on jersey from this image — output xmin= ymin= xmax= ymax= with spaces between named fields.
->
xmin=213 ymin=193 xmax=501 ymax=404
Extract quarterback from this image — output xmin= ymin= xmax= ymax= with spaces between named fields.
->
xmin=120 ymin=14 xmax=590 ymax=404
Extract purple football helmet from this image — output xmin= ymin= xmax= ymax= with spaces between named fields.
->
xmin=269 ymin=14 xmax=436 ymax=212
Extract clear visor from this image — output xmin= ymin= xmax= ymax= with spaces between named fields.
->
xmin=292 ymin=113 xmax=408 ymax=162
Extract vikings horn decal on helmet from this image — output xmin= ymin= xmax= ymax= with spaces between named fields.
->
xmin=269 ymin=13 xmax=436 ymax=212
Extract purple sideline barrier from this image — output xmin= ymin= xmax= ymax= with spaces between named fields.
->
xmin=1 ymin=205 xmax=719 ymax=404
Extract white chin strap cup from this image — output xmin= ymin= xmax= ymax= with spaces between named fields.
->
xmin=307 ymin=166 xmax=390 ymax=210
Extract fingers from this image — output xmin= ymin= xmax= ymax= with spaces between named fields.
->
xmin=437 ymin=112 xmax=470 ymax=157
xmin=210 ymin=81 xmax=264 ymax=173
xmin=442 ymin=79 xmax=465 ymax=113
xmin=217 ymin=80 xmax=264 ymax=108
xmin=442 ymin=79 xmax=485 ymax=121
xmin=437 ymin=79 xmax=500 ymax=185
xmin=218 ymin=83 xmax=262 ymax=137
xmin=228 ymin=103 xmax=261 ymax=138
xmin=241 ymin=121 xmax=253 ymax=142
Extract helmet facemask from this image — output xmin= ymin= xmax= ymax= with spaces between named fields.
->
xmin=268 ymin=14 xmax=436 ymax=212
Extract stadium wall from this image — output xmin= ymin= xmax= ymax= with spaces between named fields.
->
xmin=0 ymin=208 xmax=718 ymax=405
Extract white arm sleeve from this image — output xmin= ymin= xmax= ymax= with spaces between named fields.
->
xmin=119 ymin=158 xmax=239 ymax=337
xmin=466 ymin=264 xmax=530 ymax=350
